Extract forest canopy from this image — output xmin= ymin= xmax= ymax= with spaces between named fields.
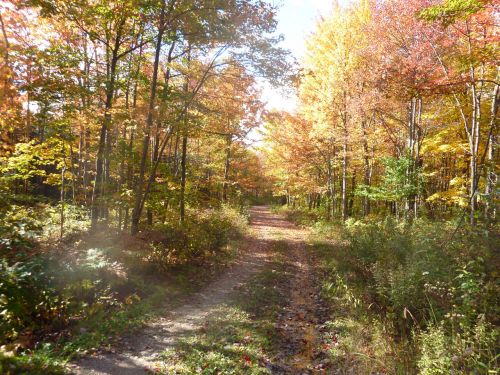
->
xmin=0 ymin=0 xmax=285 ymax=237
xmin=263 ymin=0 xmax=498 ymax=225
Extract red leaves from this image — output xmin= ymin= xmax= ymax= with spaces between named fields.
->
xmin=242 ymin=354 xmax=253 ymax=366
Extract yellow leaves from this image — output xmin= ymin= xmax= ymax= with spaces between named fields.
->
xmin=438 ymin=144 xmax=457 ymax=153
xmin=449 ymin=177 xmax=465 ymax=187
xmin=421 ymin=128 xmax=465 ymax=155
xmin=0 ymin=138 xmax=74 ymax=186
xmin=44 ymin=173 xmax=61 ymax=186
xmin=125 ymin=293 xmax=141 ymax=305
xmin=299 ymin=0 xmax=371 ymax=146
xmin=427 ymin=189 xmax=468 ymax=207
xmin=427 ymin=175 xmax=468 ymax=207
xmin=0 ymin=343 xmax=18 ymax=358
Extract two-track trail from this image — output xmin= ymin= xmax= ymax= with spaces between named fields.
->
xmin=73 ymin=207 xmax=329 ymax=374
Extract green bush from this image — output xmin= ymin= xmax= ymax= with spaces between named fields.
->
xmin=42 ymin=204 xmax=90 ymax=240
xmin=342 ymin=218 xmax=495 ymax=324
xmin=417 ymin=318 xmax=498 ymax=374
xmin=316 ymin=216 xmax=498 ymax=372
xmin=0 ymin=258 xmax=69 ymax=342
xmin=0 ymin=205 xmax=42 ymax=251
xmin=417 ymin=324 xmax=453 ymax=375
xmin=0 ymin=248 xmax=137 ymax=345
xmin=146 ymin=206 xmax=248 ymax=270
xmin=0 ymin=193 xmax=89 ymax=252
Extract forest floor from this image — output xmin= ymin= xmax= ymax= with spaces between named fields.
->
xmin=71 ymin=206 xmax=333 ymax=374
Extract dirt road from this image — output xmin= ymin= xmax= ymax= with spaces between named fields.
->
xmin=74 ymin=207 xmax=327 ymax=374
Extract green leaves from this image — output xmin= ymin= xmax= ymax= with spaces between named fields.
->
xmin=0 ymin=258 xmax=67 ymax=342
xmin=419 ymin=0 xmax=486 ymax=26
xmin=356 ymin=153 xmax=423 ymax=203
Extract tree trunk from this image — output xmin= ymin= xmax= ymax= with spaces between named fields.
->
xmin=361 ymin=121 xmax=371 ymax=217
xmin=222 ymin=133 xmax=232 ymax=203
xmin=485 ymin=81 xmax=499 ymax=222
xmin=415 ymin=98 xmax=422 ymax=218
xmin=406 ymin=97 xmax=417 ymax=220
xmin=131 ymin=3 xmax=166 ymax=235
xmin=327 ymin=158 xmax=335 ymax=219
xmin=349 ymin=173 xmax=356 ymax=216
xmin=0 ymin=13 xmax=11 ymax=99
xmin=83 ymin=126 xmax=91 ymax=205
xmin=60 ymin=167 xmax=65 ymax=240
xmin=342 ymin=134 xmax=348 ymax=221
xmin=91 ymin=51 xmax=118 ymax=230
xmin=179 ymin=43 xmax=191 ymax=225
xmin=179 ymin=132 xmax=188 ymax=224
xmin=469 ymin=82 xmax=480 ymax=226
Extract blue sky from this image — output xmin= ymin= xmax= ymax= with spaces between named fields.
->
xmin=275 ymin=0 xmax=333 ymax=59
xmin=249 ymin=1 xmax=352 ymax=146
xmin=262 ymin=0 xmax=351 ymax=111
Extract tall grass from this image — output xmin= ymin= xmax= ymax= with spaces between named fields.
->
xmin=313 ymin=217 xmax=498 ymax=373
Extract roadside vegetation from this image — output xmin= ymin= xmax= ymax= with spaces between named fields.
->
xmin=1 ymin=0 xmax=498 ymax=374
xmin=274 ymin=205 xmax=499 ymax=374
xmin=1 ymin=0 xmax=277 ymax=371
xmin=0 ymin=204 xmax=247 ymax=374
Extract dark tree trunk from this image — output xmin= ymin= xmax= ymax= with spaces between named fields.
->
xmin=222 ymin=133 xmax=232 ymax=203
xmin=179 ymin=132 xmax=188 ymax=224
xmin=361 ymin=121 xmax=371 ymax=217
xmin=91 ymin=51 xmax=118 ymax=230
xmin=131 ymin=3 xmax=166 ymax=235
xmin=342 ymin=136 xmax=348 ymax=221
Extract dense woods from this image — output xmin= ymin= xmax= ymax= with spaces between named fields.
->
xmin=264 ymin=0 xmax=498 ymax=225
xmin=0 ymin=0 xmax=498 ymax=373
xmin=0 ymin=0 xmax=281 ymax=371
xmin=0 ymin=0 xmax=280 ymax=238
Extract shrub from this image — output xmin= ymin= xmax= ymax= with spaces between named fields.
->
xmin=0 ymin=248 xmax=129 ymax=345
xmin=42 ymin=204 xmax=90 ymax=240
xmin=0 ymin=194 xmax=90 ymax=252
xmin=342 ymin=218 xmax=495 ymax=324
xmin=272 ymin=205 xmax=321 ymax=226
xmin=316 ymin=216 xmax=498 ymax=372
xmin=0 ymin=258 xmax=69 ymax=342
xmin=0 ymin=205 xmax=42 ymax=251
xmin=145 ymin=206 xmax=248 ymax=270
xmin=417 ymin=324 xmax=452 ymax=375
xmin=417 ymin=318 xmax=498 ymax=374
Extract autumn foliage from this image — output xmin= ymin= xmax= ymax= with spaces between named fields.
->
xmin=264 ymin=0 xmax=498 ymax=224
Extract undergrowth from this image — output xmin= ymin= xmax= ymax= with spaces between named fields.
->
xmin=308 ymin=214 xmax=499 ymax=374
xmin=0 ymin=205 xmax=248 ymax=374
